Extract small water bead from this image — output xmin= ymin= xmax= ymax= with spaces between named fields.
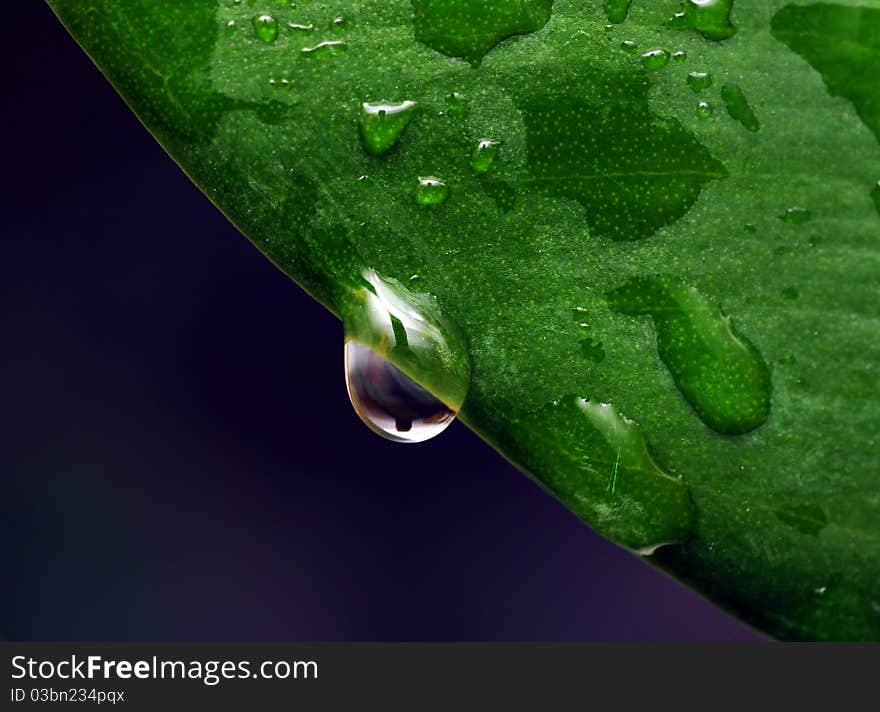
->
xmin=416 ymin=176 xmax=449 ymax=206
xmin=359 ymin=100 xmax=418 ymax=155
xmin=744 ymin=224 xmax=757 ymax=234
xmin=445 ymin=91 xmax=468 ymax=118
xmin=722 ymin=84 xmax=759 ymax=132
xmin=345 ymin=341 xmax=457 ymax=443
xmin=330 ymin=16 xmax=346 ymax=32
xmin=779 ymin=207 xmax=812 ymax=224
xmin=667 ymin=0 xmax=737 ymax=42
xmin=471 ymin=139 xmax=499 ymax=173
xmin=620 ymin=40 xmax=638 ymax=54
xmin=301 ymin=40 xmax=347 ymax=57
xmin=342 ymin=269 xmax=470 ymax=445
xmin=641 ymin=49 xmax=670 ymax=71
xmin=603 ymin=0 xmax=633 ymax=24
xmin=607 ymin=276 xmax=771 ymax=435
xmin=687 ymin=71 xmax=712 ymax=93
xmin=287 ymin=22 xmax=314 ymax=31
xmin=225 ymin=20 xmax=238 ymax=37
xmin=252 ymin=14 xmax=279 ymax=43
xmin=696 ymin=100 xmax=713 ymax=119
xmin=673 ymin=50 xmax=688 ymax=62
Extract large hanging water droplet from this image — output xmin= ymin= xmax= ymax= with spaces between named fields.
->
xmin=412 ymin=0 xmax=553 ymax=65
xmin=359 ymin=100 xmax=418 ymax=156
xmin=666 ymin=0 xmax=737 ymax=42
xmin=470 ymin=138 xmax=499 ymax=173
xmin=341 ymin=269 xmax=471 ymax=444
xmin=696 ymin=101 xmax=713 ymax=119
xmin=603 ymin=0 xmax=632 ymax=24
xmin=416 ymin=176 xmax=449 ymax=205
xmin=607 ymin=276 xmax=771 ymax=434
xmin=722 ymin=84 xmax=760 ymax=132
xmin=345 ymin=340 xmax=457 ymax=443
xmin=252 ymin=14 xmax=279 ymax=43
xmin=641 ymin=48 xmax=670 ymax=71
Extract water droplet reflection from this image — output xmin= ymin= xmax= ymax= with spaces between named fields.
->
xmin=345 ymin=340 xmax=457 ymax=443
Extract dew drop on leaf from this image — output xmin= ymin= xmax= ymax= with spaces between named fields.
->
xmin=287 ymin=22 xmax=314 ymax=32
xmin=620 ymin=39 xmax=638 ymax=54
xmin=666 ymin=0 xmax=737 ymax=42
xmin=607 ymin=276 xmax=771 ymax=435
xmin=225 ymin=20 xmax=237 ymax=37
xmin=359 ymin=100 xmax=418 ymax=156
xmin=779 ymin=207 xmax=812 ymax=224
xmin=345 ymin=341 xmax=458 ymax=443
xmin=412 ymin=0 xmax=554 ymax=65
xmin=641 ymin=48 xmax=670 ymax=71
xmin=416 ymin=176 xmax=449 ymax=206
xmin=673 ymin=50 xmax=688 ymax=63
xmin=301 ymin=39 xmax=347 ymax=57
xmin=687 ymin=71 xmax=712 ymax=93
xmin=252 ymin=14 xmax=278 ymax=43
xmin=603 ymin=0 xmax=632 ymax=25
xmin=470 ymin=138 xmax=499 ymax=173
xmin=722 ymin=84 xmax=759 ymax=132
xmin=696 ymin=100 xmax=713 ymax=119
xmin=445 ymin=91 xmax=468 ymax=117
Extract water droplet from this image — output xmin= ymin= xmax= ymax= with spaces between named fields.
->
xmin=620 ymin=39 xmax=639 ymax=54
xmin=744 ymin=224 xmax=757 ymax=234
xmin=641 ymin=48 xmax=670 ymax=71
xmin=696 ymin=100 xmax=713 ymax=119
xmin=330 ymin=16 xmax=346 ymax=33
xmin=607 ymin=276 xmax=771 ymax=434
xmin=359 ymin=100 xmax=418 ymax=156
xmin=779 ymin=207 xmax=812 ymax=224
xmin=445 ymin=91 xmax=468 ymax=118
xmin=470 ymin=138 xmax=499 ymax=174
xmin=252 ymin=14 xmax=279 ymax=43
xmin=301 ymin=39 xmax=347 ymax=57
xmin=416 ymin=176 xmax=449 ymax=206
xmin=666 ymin=0 xmax=737 ymax=42
xmin=287 ymin=22 xmax=314 ymax=31
xmin=871 ymin=181 xmax=880 ymax=217
xmin=580 ymin=338 xmax=606 ymax=363
xmin=687 ymin=70 xmax=712 ymax=93
xmin=519 ymin=84 xmax=726 ymax=241
xmin=781 ymin=286 xmax=799 ymax=300
xmin=502 ymin=396 xmax=696 ymax=551
xmin=722 ymin=84 xmax=759 ymax=132
xmin=342 ymin=269 xmax=470 ymax=444
xmin=673 ymin=50 xmax=688 ymax=63
xmin=603 ymin=0 xmax=632 ymax=24
xmin=225 ymin=20 xmax=238 ymax=37
xmin=345 ymin=341 xmax=457 ymax=443
xmin=412 ymin=0 xmax=554 ymax=65
xmin=572 ymin=306 xmax=589 ymax=320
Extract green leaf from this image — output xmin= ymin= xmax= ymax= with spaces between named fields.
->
xmin=47 ymin=0 xmax=880 ymax=640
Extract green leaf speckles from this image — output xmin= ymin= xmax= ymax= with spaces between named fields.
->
xmin=412 ymin=0 xmax=553 ymax=65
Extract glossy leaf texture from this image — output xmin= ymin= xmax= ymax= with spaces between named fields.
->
xmin=47 ymin=0 xmax=880 ymax=640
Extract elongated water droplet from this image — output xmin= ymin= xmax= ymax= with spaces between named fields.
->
xmin=620 ymin=39 xmax=639 ymax=54
xmin=252 ymin=14 xmax=278 ymax=43
xmin=673 ymin=50 xmax=688 ymax=63
xmin=287 ymin=22 xmax=314 ymax=31
xmin=342 ymin=269 xmax=470 ymax=444
xmin=412 ymin=0 xmax=553 ymax=65
xmin=607 ymin=276 xmax=771 ymax=434
xmin=687 ymin=71 xmax=712 ymax=93
xmin=359 ymin=100 xmax=418 ymax=156
xmin=641 ymin=48 xmax=670 ymax=71
xmin=722 ymin=84 xmax=759 ymax=132
xmin=416 ymin=176 xmax=449 ymax=205
xmin=603 ymin=0 xmax=632 ymax=24
xmin=666 ymin=0 xmax=737 ymax=41
xmin=873 ymin=181 xmax=880 ymax=217
xmin=696 ymin=100 xmax=713 ymax=119
xmin=301 ymin=39 xmax=347 ymax=57
xmin=499 ymin=396 xmax=695 ymax=551
xmin=445 ymin=91 xmax=468 ymax=118
xmin=470 ymin=138 xmax=499 ymax=173
xmin=779 ymin=207 xmax=812 ymax=224
xmin=225 ymin=20 xmax=238 ymax=37
xmin=345 ymin=341 xmax=457 ymax=443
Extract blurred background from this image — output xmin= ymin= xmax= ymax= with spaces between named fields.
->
xmin=0 ymin=2 xmax=760 ymax=641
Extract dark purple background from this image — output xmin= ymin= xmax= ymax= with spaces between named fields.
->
xmin=1 ymin=2 xmax=760 ymax=641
